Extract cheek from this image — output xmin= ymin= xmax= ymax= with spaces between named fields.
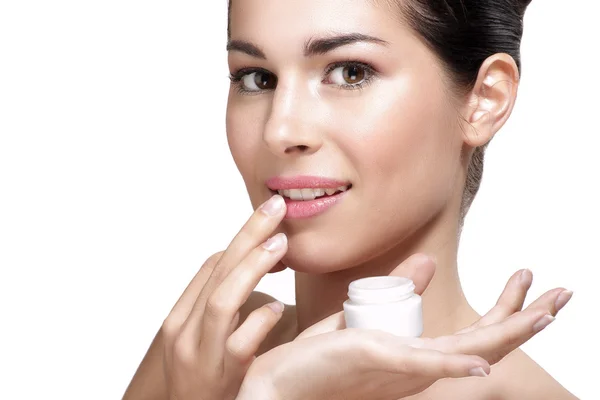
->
xmin=335 ymin=79 xmax=460 ymax=242
xmin=226 ymin=100 xmax=268 ymax=208
xmin=341 ymin=79 xmax=459 ymax=194
xmin=226 ymin=99 xmax=262 ymax=176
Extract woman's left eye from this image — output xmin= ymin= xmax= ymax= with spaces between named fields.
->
xmin=325 ymin=63 xmax=374 ymax=88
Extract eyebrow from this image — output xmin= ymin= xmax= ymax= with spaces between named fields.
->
xmin=226 ymin=33 xmax=388 ymax=59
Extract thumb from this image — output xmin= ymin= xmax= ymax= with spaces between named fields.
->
xmin=295 ymin=253 xmax=436 ymax=340
xmin=389 ymin=253 xmax=436 ymax=295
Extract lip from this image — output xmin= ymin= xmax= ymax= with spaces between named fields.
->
xmin=265 ymin=175 xmax=352 ymax=219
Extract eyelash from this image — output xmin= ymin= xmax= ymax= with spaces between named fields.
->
xmin=228 ymin=61 xmax=377 ymax=95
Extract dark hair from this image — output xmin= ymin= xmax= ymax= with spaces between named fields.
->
xmin=227 ymin=0 xmax=532 ymax=225
xmin=393 ymin=0 xmax=531 ymax=223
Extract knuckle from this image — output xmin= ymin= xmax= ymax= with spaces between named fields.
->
xmin=495 ymin=304 xmax=511 ymax=316
xmin=161 ymin=316 xmax=181 ymax=339
xmin=441 ymin=357 xmax=458 ymax=376
xmin=225 ymin=335 xmax=249 ymax=361
xmin=205 ymin=295 xmax=234 ymax=319
xmin=501 ymin=329 xmax=522 ymax=349
xmin=205 ymin=251 xmax=225 ymax=268
xmin=173 ymin=335 xmax=196 ymax=366
xmin=236 ymin=229 xmax=255 ymax=246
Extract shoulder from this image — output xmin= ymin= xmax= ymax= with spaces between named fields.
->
xmin=491 ymin=349 xmax=578 ymax=400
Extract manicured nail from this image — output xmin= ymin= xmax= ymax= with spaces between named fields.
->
xmin=469 ymin=367 xmax=488 ymax=377
xmin=262 ymin=233 xmax=286 ymax=251
xmin=554 ymin=290 xmax=573 ymax=313
xmin=267 ymin=301 xmax=285 ymax=314
xmin=533 ymin=314 xmax=555 ymax=333
xmin=519 ymin=269 xmax=532 ymax=287
xmin=260 ymin=195 xmax=285 ymax=216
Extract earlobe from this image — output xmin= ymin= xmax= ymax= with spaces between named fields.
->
xmin=462 ymin=53 xmax=520 ymax=148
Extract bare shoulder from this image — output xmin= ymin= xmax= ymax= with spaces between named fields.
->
xmin=491 ymin=349 xmax=578 ymax=399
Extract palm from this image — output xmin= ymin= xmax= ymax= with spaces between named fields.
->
xmin=238 ymin=267 xmax=568 ymax=400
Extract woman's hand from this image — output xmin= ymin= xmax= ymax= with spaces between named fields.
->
xmin=237 ymin=265 xmax=572 ymax=400
xmin=160 ymin=194 xmax=290 ymax=400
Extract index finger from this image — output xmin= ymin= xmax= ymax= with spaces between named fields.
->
xmin=187 ymin=195 xmax=287 ymax=331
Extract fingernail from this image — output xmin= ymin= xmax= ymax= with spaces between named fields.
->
xmin=533 ymin=314 xmax=555 ymax=333
xmin=267 ymin=301 xmax=285 ymax=314
xmin=260 ymin=195 xmax=285 ymax=216
xmin=554 ymin=290 xmax=573 ymax=313
xmin=262 ymin=233 xmax=286 ymax=251
xmin=519 ymin=269 xmax=532 ymax=287
xmin=469 ymin=367 xmax=488 ymax=377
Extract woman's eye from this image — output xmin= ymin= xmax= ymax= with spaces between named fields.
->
xmin=328 ymin=64 xmax=369 ymax=86
xmin=241 ymin=71 xmax=277 ymax=92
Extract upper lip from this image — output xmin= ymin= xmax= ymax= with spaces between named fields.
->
xmin=266 ymin=175 xmax=352 ymax=190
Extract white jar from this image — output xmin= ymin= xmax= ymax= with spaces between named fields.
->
xmin=343 ymin=276 xmax=423 ymax=337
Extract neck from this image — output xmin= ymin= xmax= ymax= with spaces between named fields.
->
xmin=293 ymin=207 xmax=481 ymax=338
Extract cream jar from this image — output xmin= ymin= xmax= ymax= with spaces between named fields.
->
xmin=343 ymin=276 xmax=423 ymax=337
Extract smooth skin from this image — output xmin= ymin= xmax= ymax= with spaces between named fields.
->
xmin=123 ymin=0 xmax=577 ymax=399
xmin=123 ymin=196 xmax=573 ymax=400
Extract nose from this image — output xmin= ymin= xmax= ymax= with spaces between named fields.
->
xmin=262 ymin=78 xmax=323 ymax=157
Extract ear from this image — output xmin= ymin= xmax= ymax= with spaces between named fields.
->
xmin=462 ymin=53 xmax=520 ymax=147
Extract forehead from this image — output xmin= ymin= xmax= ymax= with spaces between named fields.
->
xmin=229 ymin=0 xmax=406 ymax=44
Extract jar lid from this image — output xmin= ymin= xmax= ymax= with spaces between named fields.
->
xmin=348 ymin=276 xmax=415 ymax=304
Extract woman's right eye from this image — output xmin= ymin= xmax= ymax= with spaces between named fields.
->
xmin=230 ymin=69 xmax=277 ymax=93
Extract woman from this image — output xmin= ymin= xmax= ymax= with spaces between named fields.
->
xmin=124 ymin=0 xmax=576 ymax=399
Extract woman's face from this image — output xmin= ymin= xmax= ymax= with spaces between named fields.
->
xmin=226 ymin=0 xmax=466 ymax=272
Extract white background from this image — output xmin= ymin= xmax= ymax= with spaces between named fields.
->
xmin=0 ymin=1 xmax=598 ymax=399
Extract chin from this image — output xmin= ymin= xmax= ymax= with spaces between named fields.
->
xmin=281 ymin=251 xmax=346 ymax=274
xmin=279 ymin=228 xmax=377 ymax=274
xmin=278 ymin=229 xmax=342 ymax=273
xmin=278 ymin=209 xmax=435 ymax=275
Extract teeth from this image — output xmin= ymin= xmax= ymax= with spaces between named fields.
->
xmin=289 ymin=189 xmax=303 ymax=201
xmin=300 ymin=188 xmax=315 ymax=200
xmin=276 ymin=185 xmax=349 ymax=201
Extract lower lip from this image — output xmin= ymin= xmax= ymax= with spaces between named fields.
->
xmin=281 ymin=189 xmax=350 ymax=219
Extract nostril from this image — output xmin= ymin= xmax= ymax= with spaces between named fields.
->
xmin=285 ymin=144 xmax=309 ymax=154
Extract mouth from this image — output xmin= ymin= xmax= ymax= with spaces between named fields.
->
xmin=269 ymin=184 xmax=352 ymax=201
xmin=265 ymin=175 xmax=352 ymax=219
